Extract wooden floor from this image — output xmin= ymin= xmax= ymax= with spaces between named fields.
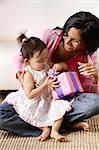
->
xmin=0 ymin=115 xmax=99 ymax=150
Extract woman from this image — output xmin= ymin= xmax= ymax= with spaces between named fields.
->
xmin=0 ymin=11 xmax=99 ymax=136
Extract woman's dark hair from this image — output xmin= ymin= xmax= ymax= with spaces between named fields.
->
xmin=17 ymin=34 xmax=47 ymax=59
xmin=62 ymin=11 xmax=99 ymax=55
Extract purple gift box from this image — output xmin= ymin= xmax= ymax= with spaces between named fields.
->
xmin=48 ymin=70 xmax=84 ymax=100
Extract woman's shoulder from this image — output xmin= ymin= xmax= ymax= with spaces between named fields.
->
xmin=34 ymin=28 xmax=62 ymax=42
xmin=44 ymin=28 xmax=62 ymax=35
xmin=88 ymin=50 xmax=98 ymax=64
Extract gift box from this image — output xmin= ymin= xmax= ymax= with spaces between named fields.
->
xmin=48 ymin=70 xmax=84 ymax=100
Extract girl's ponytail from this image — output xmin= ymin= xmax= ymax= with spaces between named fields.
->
xmin=17 ymin=33 xmax=27 ymax=44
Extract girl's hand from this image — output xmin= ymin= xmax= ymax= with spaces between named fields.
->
xmin=43 ymin=76 xmax=59 ymax=89
xmin=78 ymin=62 xmax=98 ymax=83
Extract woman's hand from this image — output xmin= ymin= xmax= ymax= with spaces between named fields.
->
xmin=78 ymin=62 xmax=98 ymax=83
xmin=52 ymin=63 xmax=62 ymax=72
xmin=16 ymin=71 xmax=24 ymax=87
xmin=52 ymin=62 xmax=67 ymax=72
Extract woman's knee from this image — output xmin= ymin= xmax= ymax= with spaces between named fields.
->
xmin=82 ymin=93 xmax=99 ymax=117
xmin=74 ymin=93 xmax=99 ymax=118
xmin=0 ymin=103 xmax=14 ymax=129
xmin=0 ymin=115 xmax=5 ymax=129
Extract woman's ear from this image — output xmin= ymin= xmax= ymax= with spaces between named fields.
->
xmin=24 ymin=58 xmax=29 ymax=65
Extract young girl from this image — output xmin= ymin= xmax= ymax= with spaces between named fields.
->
xmin=4 ymin=34 xmax=72 ymax=141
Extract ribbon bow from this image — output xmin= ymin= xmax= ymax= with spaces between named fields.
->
xmin=47 ymin=69 xmax=59 ymax=79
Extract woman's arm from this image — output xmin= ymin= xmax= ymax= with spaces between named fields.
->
xmin=13 ymin=53 xmax=23 ymax=82
xmin=78 ymin=61 xmax=98 ymax=84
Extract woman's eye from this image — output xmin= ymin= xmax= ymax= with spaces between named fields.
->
xmin=74 ymin=39 xmax=81 ymax=43
xmin=37 ymin=60 xmax=42 ymax=63
xmin=74 ymin=40 xmax=79 ymax=43
xmin=63 ymin=33 xmax=68 ymax=37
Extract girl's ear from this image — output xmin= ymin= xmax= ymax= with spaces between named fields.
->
xmin=24 ymin=58 xmax=30 ymax=65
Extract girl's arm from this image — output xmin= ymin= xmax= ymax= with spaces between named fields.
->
xmin=23 ymin=71 xmax=47 ymax=99
xmin=23 ymin=71 xmax=57 ymax=99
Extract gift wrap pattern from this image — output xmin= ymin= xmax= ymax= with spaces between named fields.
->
xmin=52 ymin=72 xmax=84 ymax=100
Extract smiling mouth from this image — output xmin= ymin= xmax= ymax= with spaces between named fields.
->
xmin=65 ymin=46 xmax=74 ymax=51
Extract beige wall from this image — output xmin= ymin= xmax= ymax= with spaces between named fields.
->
xmin=0 ymin=0 xmax=99 ymax=41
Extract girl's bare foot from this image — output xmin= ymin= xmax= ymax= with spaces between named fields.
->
xmin=37 ymin=127 xmax=50 ymax=142
xmin=69 ymin=121 xmax=90 ymax=131
xmin=50 ymin=131 xmax=65 ymax=142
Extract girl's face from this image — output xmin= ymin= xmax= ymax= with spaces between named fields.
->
xmin=28 ymin=48 xmax=48 ymax=71
xmin=63 ymin=27 xmax=85 ymax=52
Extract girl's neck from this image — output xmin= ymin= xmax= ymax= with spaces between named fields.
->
xmin=29 ymin=65 xmax=44 ymax=72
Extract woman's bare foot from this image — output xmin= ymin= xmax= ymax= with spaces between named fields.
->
xmin=69 ymin=121 xmax=90 ymax=131
xmin=37 ymin=127 xmax=50 ymax=142
xmin=50 ymin=131 xmax=65 ymax=142
xmin=0 ymin=99 xmax=3 ymax=103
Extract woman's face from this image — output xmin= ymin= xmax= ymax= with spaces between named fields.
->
xmin=63 ymin=27 xmax=85 ymax=52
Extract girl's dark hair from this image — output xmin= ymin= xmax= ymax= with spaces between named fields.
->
xmin=62 ymin=11 xmax=99 ymax=55
xmin=17 ymin=33 xmax=47 ymax=59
